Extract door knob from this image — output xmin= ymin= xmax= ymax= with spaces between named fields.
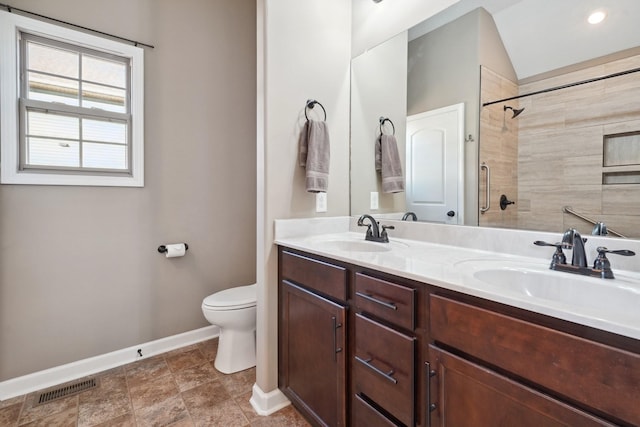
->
xmin=447 ymin=210 xmax=455 ymax=217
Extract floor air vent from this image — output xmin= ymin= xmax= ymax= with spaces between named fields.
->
xmin=37 ymin=378 xmax=98 ymax=405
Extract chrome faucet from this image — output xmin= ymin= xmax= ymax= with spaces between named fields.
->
xmin=357 ymin=214 xmax=394 ymax=243
xmin=592 ymin=222 xmax=608 ymax=236
xmin=402 ymin=212 xmax=418 ymax=221
xmin=561 ymin=228 xmax=588 ymax=268
xmin=535 ymin=228 xmax=636 ymax=279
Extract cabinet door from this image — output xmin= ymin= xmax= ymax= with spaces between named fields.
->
xmin=280 ymin=280 xmax=347 ymax=427
xmin=430 ymin=294 xmax=640 ymax=425
xmin=427 ymin=345 xmax=614 ymax=427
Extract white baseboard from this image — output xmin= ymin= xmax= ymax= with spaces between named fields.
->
xmin=250 ymin=383 xmax=290 ymax=416
xmin=0 ymin=325 xmax=219 ymax=401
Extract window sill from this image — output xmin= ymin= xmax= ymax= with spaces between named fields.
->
xmin=0 ymin=170 xmax=144 ymax=187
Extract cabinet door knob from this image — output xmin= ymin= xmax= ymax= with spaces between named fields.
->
xmin=447 ymin=210 xmax=455 ymax=217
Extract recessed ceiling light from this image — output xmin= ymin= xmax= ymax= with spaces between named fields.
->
xmin=588 ymin=10 xmax=606 ymax=25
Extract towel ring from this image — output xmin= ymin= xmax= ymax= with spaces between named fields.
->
xmin=379 ymin=117 xmax=395 ymax=136
xmin=305 ymin=99 xmax=327 ymax=121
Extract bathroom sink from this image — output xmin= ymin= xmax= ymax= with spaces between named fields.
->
xmin=467 ymin=263 xmax=640 ymax=317
xmin=313 ymin=239 xmax=393 ymax=253
xmin=305 ymin=234 xmax=410 ymax=253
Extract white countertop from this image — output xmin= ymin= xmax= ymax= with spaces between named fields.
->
xmin=275 ymin=229 xmax=640 ymax=341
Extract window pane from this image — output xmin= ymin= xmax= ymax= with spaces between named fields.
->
xmin=82 ymin=82 xmax=126 ymax=113
xmin=83 ymin=143 xmax=127 ymax=169
xmin=28 ymin=72 xmax=79 ymax=106
xmin=83 ymin=119 xmax=127 ymax=144
xmin=27 ymin=137 xmax=79 ymax=167
xmin=27 ymin=110 xmax=79 ymax=140
xmin=82 ymin=55 xmax=126 ymax=88
xmin=27 ymin=41 xmax=79 ymax=79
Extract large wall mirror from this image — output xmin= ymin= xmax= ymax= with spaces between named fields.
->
xmin=350 ymin=0 xmax=640 ymax=239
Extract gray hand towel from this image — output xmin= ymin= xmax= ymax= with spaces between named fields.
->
xmin=299 ymin=119 xmax=330 ymax=193
xmin=375 ymin=134 xmax=404 ymax=193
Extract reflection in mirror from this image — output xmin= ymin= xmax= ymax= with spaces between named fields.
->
xmin=350 ymin=32 xmax=407 ymax=217
xmin=350 ymin=0 xmax=640 ymax=238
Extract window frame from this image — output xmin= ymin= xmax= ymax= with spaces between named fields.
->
xmin=0 ymin=10 xmax=144 ymax=187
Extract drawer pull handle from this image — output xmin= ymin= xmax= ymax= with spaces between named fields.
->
xmin=332 ymin=316 xmax=343 ymax=362
xmin=355 ymin=355 xmax=398 ymax=384
xmin=355 ymin=291 xmax=398 ymax=311
xmin=426 ymin=361 xmax=437 ymax=427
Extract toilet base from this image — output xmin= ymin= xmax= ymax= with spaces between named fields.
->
xmin=214 ymin=328 xmax=256 ymax=374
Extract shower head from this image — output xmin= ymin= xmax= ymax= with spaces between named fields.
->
xmin=504 ymin=105 xmax=525 ymax=118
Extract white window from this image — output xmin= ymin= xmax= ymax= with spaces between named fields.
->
xmin=0 ymin=11 xmax=144 ymax=186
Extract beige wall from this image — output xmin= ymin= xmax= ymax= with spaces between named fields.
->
xmin=256 ymin=0 xmax=351 ymax=397
xmin=0 ymin=0 xmax=257 ymax=381
xmin=351 ymin=32 xmax=408 ymax=216
xmin=408 ymin=10 xmax=479 ymax=225
xmin=408 ymin=8 xmax=512 ymax=226
xmin=477 ymin=9 xmax=517 ymax=84
xmin=517 ymin=54 xmax=640 ymax=237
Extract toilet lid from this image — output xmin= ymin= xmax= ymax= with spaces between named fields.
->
xmin=203 ymin=284 xmax=257 ymax=310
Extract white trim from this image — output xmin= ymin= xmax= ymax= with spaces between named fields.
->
xmin=249 ymin=383 xmax=291 ymax=416
xmin=0 ymin=325 xmax=219 ymax=401
xmin=0 ymin=10 xmax=144 ymax=187
xmin=255 ymin=0 xmax=270 ymax=407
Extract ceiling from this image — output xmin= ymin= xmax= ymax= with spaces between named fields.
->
xmin=409 ymin=0 xmax=640 ymax=80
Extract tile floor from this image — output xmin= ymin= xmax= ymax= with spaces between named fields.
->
xmin=0 ymin=338 xmax=310 ymax=426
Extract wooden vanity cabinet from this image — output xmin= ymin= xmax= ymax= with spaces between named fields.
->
xmin=278 ymin=246 xmax=640 ymax=427
xmin=427 ymin=294 xmax=640 ymax=427
xmin=279 ymin=249 xmax=348 ymax=426
xmin=279 ymin=247 xmax=426 ymax=427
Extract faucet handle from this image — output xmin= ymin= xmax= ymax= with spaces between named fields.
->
xmin=593 ymin=247 xmax=635 ymax=279
xmin=534 ymin=240 xmax=567 ymax=267
xmin=380 ymin=224 xmax=395 ymax=242
xmin=596 ymin=247 xmax=636 ymax=257
xmin=358 ymin=222 xmax=373 ymax=236
xmin=534 ymin=240 xmax=561 ymax=247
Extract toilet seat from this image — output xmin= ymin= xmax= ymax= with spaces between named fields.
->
xmin=203 ymin=284 xmax=256 ymax=310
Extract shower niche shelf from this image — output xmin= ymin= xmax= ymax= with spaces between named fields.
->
xmin=602 ymin=131 xmax=640 ymax=185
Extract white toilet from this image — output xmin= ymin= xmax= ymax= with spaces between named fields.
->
xmin=201 ymin=283 xmax=257 ymax=374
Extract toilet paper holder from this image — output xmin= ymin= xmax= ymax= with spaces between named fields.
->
xmin=157 ymin=243 xmax=189 ymax=254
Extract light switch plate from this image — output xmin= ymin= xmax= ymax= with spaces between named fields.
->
xmin=370 ymin=191 xmax=379 ymax=210
xmin=316 ymin=192 xmax=327 ymax=212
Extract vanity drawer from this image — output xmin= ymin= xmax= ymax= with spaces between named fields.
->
xmin=355 ymin=273 xmax=415 ymax=330
xmin=353 ymin=394 xmax=399 ymax=427
xmin=280 ymin=250 xmax=347 ymax=301
xmin=430 ymin=294 xmax=640 ymax=427
xmin=354 ymin=313 xmax=415 ymax=427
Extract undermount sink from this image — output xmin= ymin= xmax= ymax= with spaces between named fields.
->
xmin=313 ymin=239 xmax=393 ymax=253
xmin=306 ymin=234 xmax=410 ymax=253
xmin=464 ymin=261 xmax=640 ymax=319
